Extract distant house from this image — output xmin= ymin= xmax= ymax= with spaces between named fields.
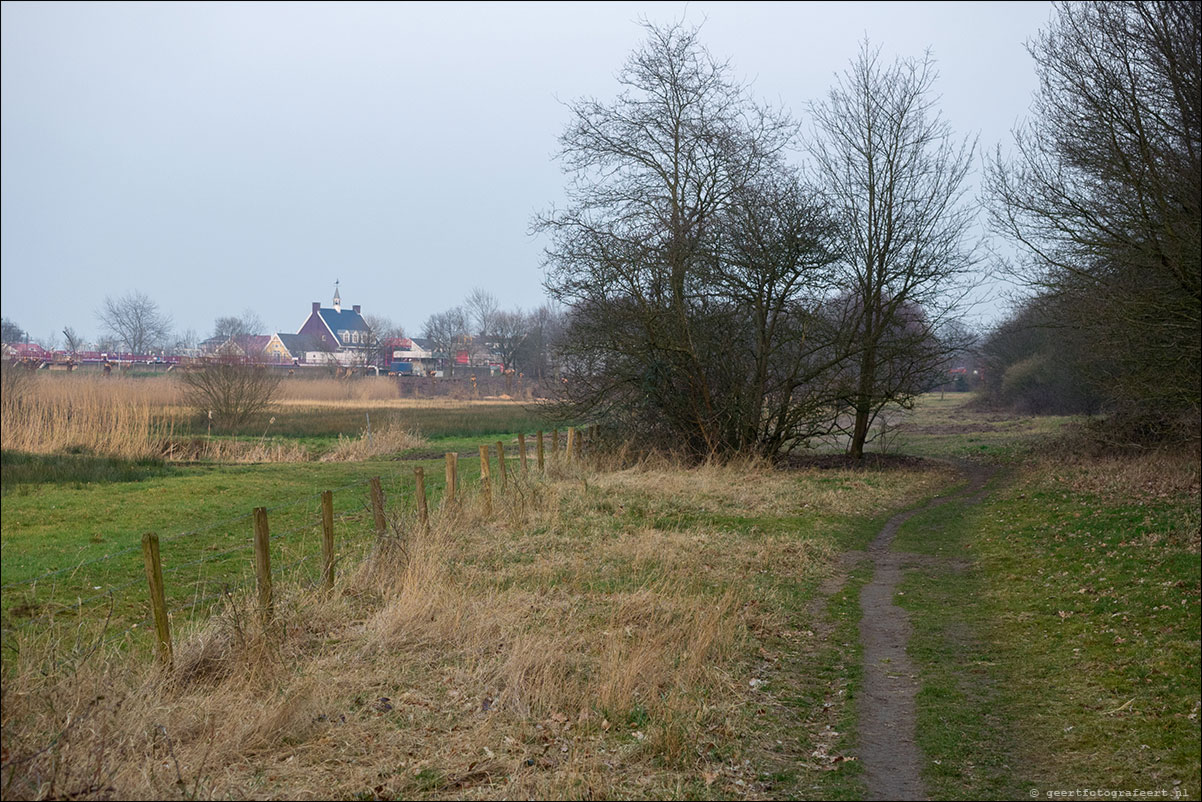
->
xmin=383 ymin=336 xmax=437 ymax=374
xmin=2 ymin=342 xmax=50 ymax=362
xmin=296 ymin=286 xmax=370 ymax=353
xmin=200 ymin=334 xmax=270 ymax=361
xmin=264 ymin=332 xmax=323 ymax=364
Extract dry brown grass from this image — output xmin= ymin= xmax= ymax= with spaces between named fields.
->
xmin=1 ymin=373 xmax=445 ymax=463
xmin=0 ymin=374 xmax=177 ymax=459
xmin=319 ymin=424 xmax=429 ymax=462
xmin=0 ymin=456 xmax=947 ymax=800
xmin=1035 ymin=445 xmax=1202 ymax=501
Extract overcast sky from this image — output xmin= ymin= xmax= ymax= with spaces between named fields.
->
xmin=1 ymin=1 xmax=1053 ymax=347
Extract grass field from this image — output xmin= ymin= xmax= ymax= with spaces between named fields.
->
xmin=891 ymin=448 xmax=1200 ymax=799
xmin=2 ymin=383 xmax=1198 ymax=800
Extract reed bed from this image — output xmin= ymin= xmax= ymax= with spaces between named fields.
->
xmin=1 ymin=374 xmax=176 ymax=460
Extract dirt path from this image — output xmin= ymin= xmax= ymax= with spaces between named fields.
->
xmin=857 ymin=463 xmax=994 ymax=801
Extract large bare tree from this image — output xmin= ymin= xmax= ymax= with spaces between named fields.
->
xmin=538 ymin=21 xmax=829 ymax=457
xmin=96 ymin=291 xmax=173 ymax=354
xmin=986 ymin=1 xmax=1200 ymax=436
xmin=807 ymin=42 xmax=979 ymax=458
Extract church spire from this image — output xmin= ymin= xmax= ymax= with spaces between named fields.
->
xmin=333 ymin=280 xmax=342 ymax=313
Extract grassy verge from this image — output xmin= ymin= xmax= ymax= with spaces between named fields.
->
xmin=892 ymin=455 xmax=1200 ymax=799
xmin=2 ymin=456 xmax=949 ymax=800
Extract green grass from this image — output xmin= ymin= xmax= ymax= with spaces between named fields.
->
xmin=892 ymin=468 xmax=1201 ymax=798
xmin=891 ymin=392 xmax=1079 ymax=462
xmin=189 ymin=404 xmax=553 ymax=441
xmin=0 ymin=449 xmax=504 ymax=641
xmin=2 ymin=451 xmax=181 ymax=489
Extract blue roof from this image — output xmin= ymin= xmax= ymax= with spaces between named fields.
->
xmin=317 ymin=308 xmax=369 ymax=334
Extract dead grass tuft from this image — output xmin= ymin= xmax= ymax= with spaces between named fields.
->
xmin=319 ymin=423 xmax=428 ymax=462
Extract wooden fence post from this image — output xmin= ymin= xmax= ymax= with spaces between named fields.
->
xmin=537 ymin=430 xmax=545 ymax=472
xmin=517 ymin=432 xmax=528 ymax=472
xmin=478 ymin=444 xmax=492 ymax=515
xmin=496 ymin=441 xmax=507 ymax=490
xmin=321 ymin=490 xmax=335 ymax=589
xmin=141 ymin=532 xmax=172 ymax=666
xmin=369 ymin=477 xmax=387 ymax=537
xmin=566 ymin=427 xmax=575 ymax=464
xmin=253 ymin=507 xmax=273 ymax=627
xmin=552 ymin=429 xmax=559 ymax=466
xmin=415 ymin=467 xmax=429 ymax=530
xmin=445 ymin=452 xmax=458 ymax=506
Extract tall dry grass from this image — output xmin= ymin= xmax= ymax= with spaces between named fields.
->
xmin=0 ymin=373 xmax=435 ymax=463
xmin=1 ymin=374 xmax=178 ymax=459
xmin=1 ymin=457 xmax=940 ymax=799
xmin=319 ymin=423 xmax=427 ymax=462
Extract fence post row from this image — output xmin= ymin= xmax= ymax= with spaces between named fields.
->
xmin=141 ymin=532 xmax=173 ymax=667
xmin=321 ymin=490 xmax=335 ymax=589
xmin=253 ymin=507 xmax=273 ymax=627
xmin=478 ymin=444 xmax=492 ymax=515
xmin=415 ymin=467 xmax=429 ymax=530
xmin=134 ymin=427 xmax=612 ymax=662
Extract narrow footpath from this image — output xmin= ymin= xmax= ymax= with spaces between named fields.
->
xmin=857 ymin=463 xmax=994 ymax=801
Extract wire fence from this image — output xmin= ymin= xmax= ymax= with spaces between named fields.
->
xmin=1 ymin=425 xmax=596 ymax=662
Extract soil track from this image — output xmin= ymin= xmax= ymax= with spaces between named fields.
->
xmin=857 ymin=462 xmax=994 ymax=801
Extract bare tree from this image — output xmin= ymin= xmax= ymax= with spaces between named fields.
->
xmin=173 ymin=328 xmax=200 ymax=354
xmin=807 ymin=41 xmax=980 ymax=458
xmin=211 ymin=309 xmax=265 ymax=341
xmin=538 ymin=21 xmax=809 ymax=456
xmin=96 ymin=291 xmax=174 ymax=354
xmin=61 ymin=326 xmax=84 ymax=356
xmin=177 ymin=357 xmax=282 ymax=430
xmin=986 ymin=0 xmax=1200 ymax=436
xmin=359 ymin=314 xmax=405 ymax=370
xmin=421 ymin=307 xmax=469 ymax=377
xmin=513 ymin=303 xmax=567 ymax=382
xmin=490 ymin=309 xmax=532 ymax=371
xmin=465 ymin=288 xmax=500 ymax=340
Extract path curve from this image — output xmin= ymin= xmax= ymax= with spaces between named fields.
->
xmin=857 ymin=463 xmax=994 ymax=801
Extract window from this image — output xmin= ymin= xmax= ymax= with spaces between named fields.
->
xmin=341 ymin=331 xmax=349 ymax=343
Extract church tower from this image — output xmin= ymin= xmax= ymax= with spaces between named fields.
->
xmin=333 ymin=281 xmax=342 ymax=313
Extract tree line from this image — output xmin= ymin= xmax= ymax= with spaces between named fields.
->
xmin=537 ymin=2 xmax=1199 ymax=458
xmin=979 ymin=0 xmax=1199 ymax=446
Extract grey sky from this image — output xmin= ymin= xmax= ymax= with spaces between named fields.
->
xmin=1 ymin=1 xmax=1052 ymax=347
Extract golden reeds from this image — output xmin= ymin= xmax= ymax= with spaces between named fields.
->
xmin=1 ymin=374 xmax=175 ymax=459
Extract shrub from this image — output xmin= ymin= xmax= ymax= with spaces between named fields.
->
xmin=177 ymin=358 xmax=282 ymax=430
